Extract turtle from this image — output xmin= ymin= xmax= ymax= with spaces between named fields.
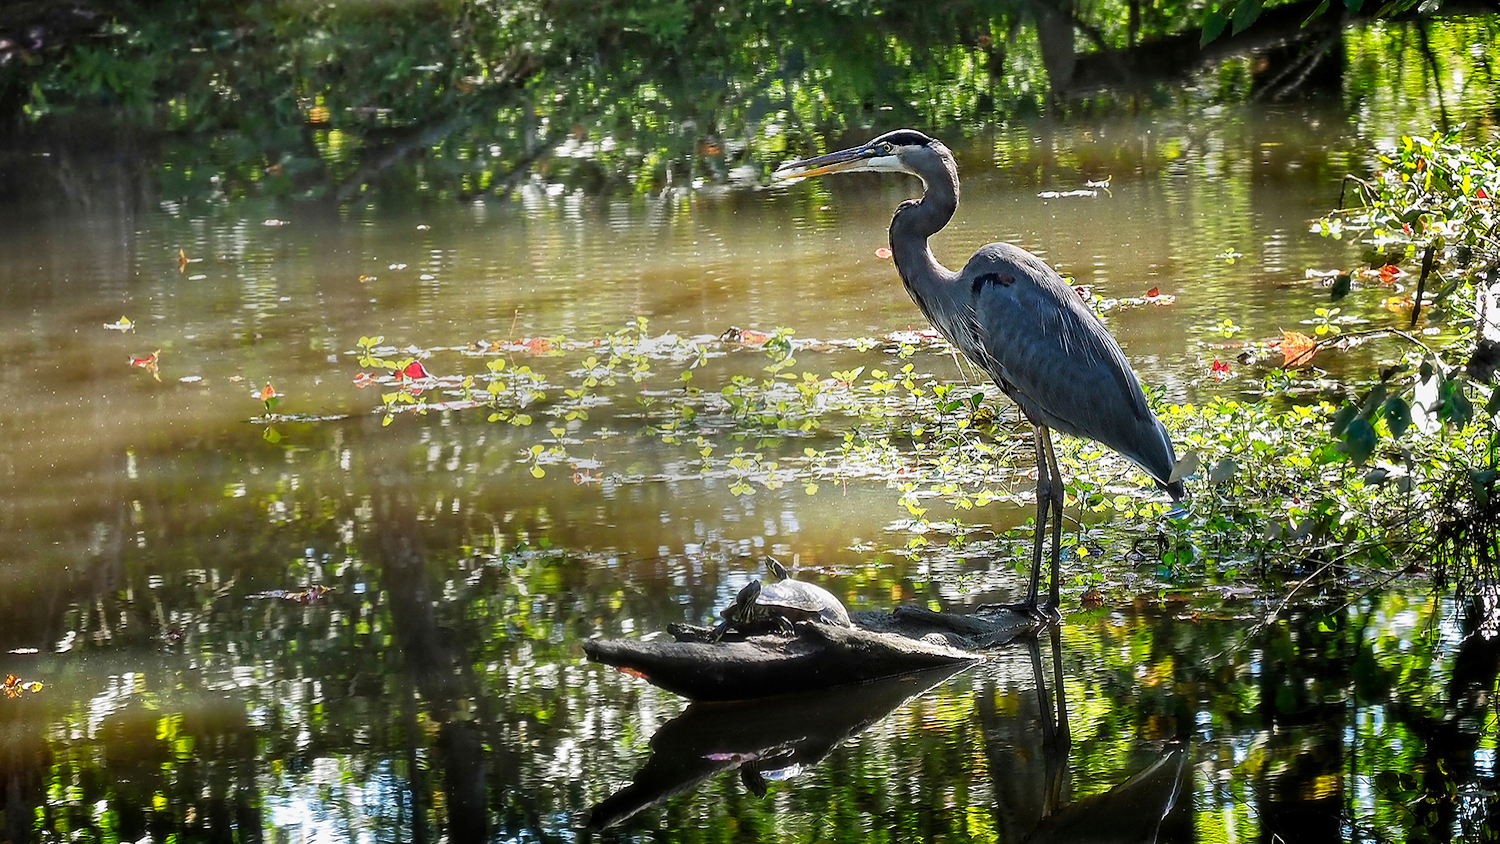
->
xmin=710 ymin=559 xmax=851 ymax=640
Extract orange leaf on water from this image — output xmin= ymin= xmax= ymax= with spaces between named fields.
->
xmin=736 ymin=329 xmax=770 ymax=347
xmin=523 ymin=337 xmax=552 ymax=355
xmin=353 ymin=372 xmax=374 ymax=388
xmin=258 ymin=382 xmax=276 ymax=402
xmin=874 ymin=247 xmax=893 ymax=260
xmin=1273 ymin=330 xmax=1317 ymax=368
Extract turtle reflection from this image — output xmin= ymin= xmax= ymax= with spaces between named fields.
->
xmin=587 ymin=662 xmax=970 ymax=830
xmin=589 ymin=629 xmax=1190 ymax=841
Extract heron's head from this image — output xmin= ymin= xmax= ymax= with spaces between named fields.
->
xmin=772 ymin=129 xmax=949 ymax=185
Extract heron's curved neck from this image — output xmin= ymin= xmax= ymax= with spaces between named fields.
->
xmin=890 ymin=168 xmax=959 ymax=293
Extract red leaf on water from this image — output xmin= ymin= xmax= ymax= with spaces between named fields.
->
xmin=1210 ymin=360 xmax=1230 ymax=381
xmin=1145 ymin=286 xmax=1160 ymax=298
xmin=874 ymin=247 xmax=893 ymax=260
xmin=130 ymin=350 xmax=161 ymax=382
xmin=1476 ymin=187 xmax=1489 ymax=200
xmin=400 ymin=360 xmax=431 ymax=379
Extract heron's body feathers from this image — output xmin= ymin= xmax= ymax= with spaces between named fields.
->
xmin=772 ymin=128 xmax=1186 ymax=612
xmin=953 ymin=243 xmax=1178 ymax=494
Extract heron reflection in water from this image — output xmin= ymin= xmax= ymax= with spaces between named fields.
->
xmin=774 ymin=130 xmax=1186 ymax=620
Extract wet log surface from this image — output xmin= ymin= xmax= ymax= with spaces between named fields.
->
xmin=582 ymin=604 xmax=1039 ymax=702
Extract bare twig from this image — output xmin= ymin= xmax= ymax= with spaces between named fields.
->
xmin=1282 ymin=326 xmax=1438 ymax=371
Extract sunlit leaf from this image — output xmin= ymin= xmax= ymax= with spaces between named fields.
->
xmin=1168 ymin=450 xmax=1200 ymax=483
xmin=1209 ymin=457 xmax=1239 ymax=484
xmin=1273 ymin=329 xmax=1317 ymax=367
xmin=1200 ymin=9 xmax=1229 ymax=45
xmin=1230 ymin=0 xmax=1262 ymax=34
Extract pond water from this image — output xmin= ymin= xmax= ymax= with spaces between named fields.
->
xmin=0 ymin=100 xmax=1495 ymax=843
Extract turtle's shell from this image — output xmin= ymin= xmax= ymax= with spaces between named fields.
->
xmin=757 ymin=579 xmax=851 ymax=627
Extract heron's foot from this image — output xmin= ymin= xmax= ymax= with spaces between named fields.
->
xmin=978 ymin=599 xmax=1062 ymax=626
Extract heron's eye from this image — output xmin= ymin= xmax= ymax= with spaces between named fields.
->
xmin=877 ymin=142 xmax=894 ymax=155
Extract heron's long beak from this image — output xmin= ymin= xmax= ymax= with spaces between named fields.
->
xmin=772 ymin=145 xmax=878 ymax=181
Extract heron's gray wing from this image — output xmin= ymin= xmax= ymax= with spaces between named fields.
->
xmin=955 ymin=243 xmax=1176 ymax=485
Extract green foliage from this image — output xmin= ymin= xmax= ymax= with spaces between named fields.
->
xmin=1300 ymin=129 xmax=1500 ymax=596
xmin=1309 ymin=129 xmax=1500 ymax=463
xmin=333 ymin=305 xmax=1500 ymax=604
xmin=1328 ymin=128 xmax=1500 ymax=280
xmin=3 ymin=0 xmax=1061 ymax=200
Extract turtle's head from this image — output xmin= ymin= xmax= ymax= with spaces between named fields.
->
xmin=764 ymin=558 xmax=790 ymax=581
xmin=722 ymin=579 xmax=762 ymax=622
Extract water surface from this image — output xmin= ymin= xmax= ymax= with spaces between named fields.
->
xmin=0 ymin=103 xmax=1491 ymax=842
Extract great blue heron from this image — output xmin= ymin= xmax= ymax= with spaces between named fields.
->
xmin=773 ymin=129 xmax=1185 ymax=621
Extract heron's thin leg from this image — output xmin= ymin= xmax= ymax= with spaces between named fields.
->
xmin=1039 ymin=426 xmax=1064 ymax=609
xmin=1037 ymin=625 xmax=1070 ymax=816
xmin=1027 ymin=425 xmax=1052 ymax=607
xmin=1047 ymin=624 xmax=1070 ymax=744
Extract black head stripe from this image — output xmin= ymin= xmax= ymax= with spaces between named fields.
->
xmin=872 ymin=128 xmax=933 ymax=147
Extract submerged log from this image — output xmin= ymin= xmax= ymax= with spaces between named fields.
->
xmin=583 ymin=604 xmax=1038 ymax=702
